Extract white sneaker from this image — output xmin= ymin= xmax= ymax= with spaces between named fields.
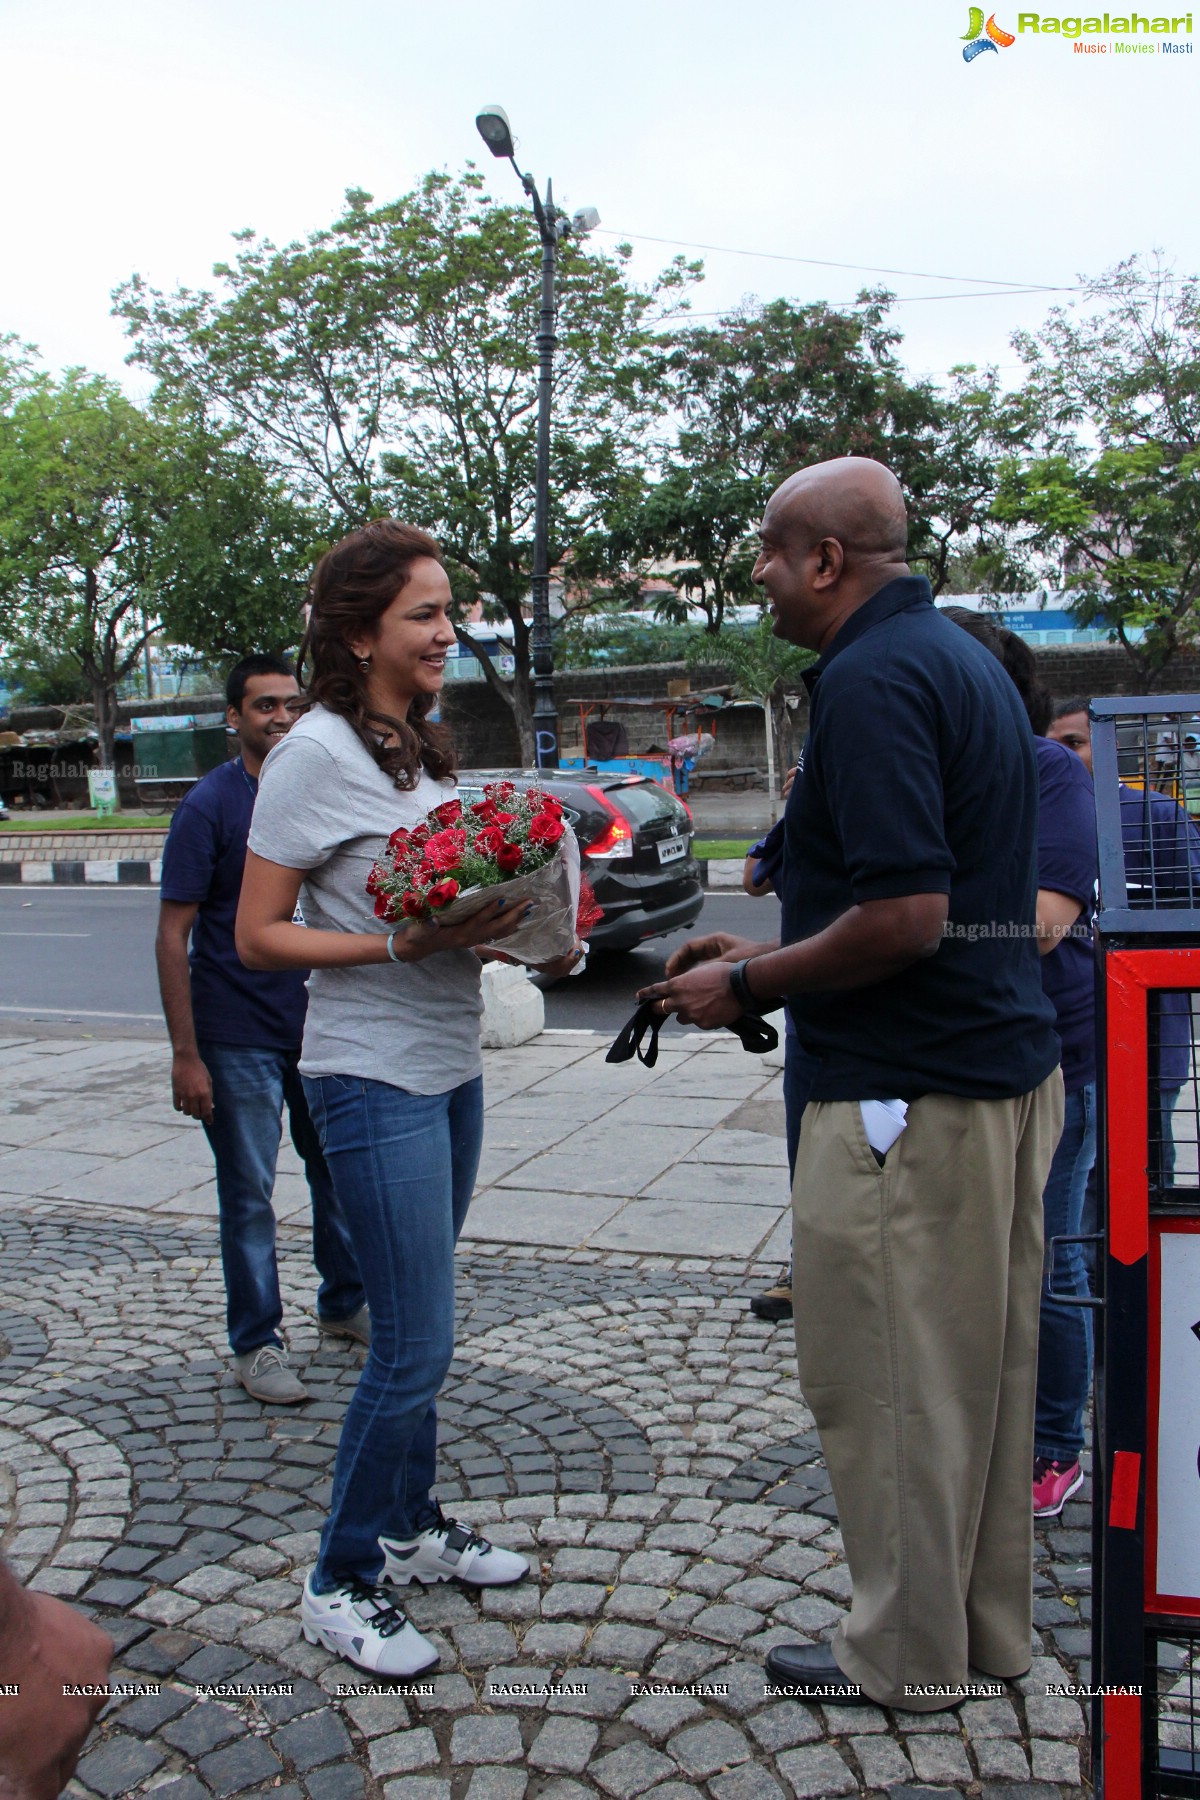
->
xmin=380 ymin=1507 xmax=530 ymax=1588
xmin=301 ymin=1572 xmax=439 ymax=1678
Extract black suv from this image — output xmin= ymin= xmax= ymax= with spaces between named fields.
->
xmin=457 ymin=768 xmax=704 ymax=953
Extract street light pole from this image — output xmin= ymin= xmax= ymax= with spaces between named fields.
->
xmin=475 ymin=106 xmax=598 ymax=771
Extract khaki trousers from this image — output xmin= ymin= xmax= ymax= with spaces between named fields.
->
xmin=791 ymin=1071 xmax=1064 ymax=1709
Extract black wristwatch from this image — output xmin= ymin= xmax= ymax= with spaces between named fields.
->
xmin=728 ymin=958 xmax=780 ymax=1017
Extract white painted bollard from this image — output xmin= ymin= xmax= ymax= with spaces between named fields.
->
xmin=480 ymin=962 xmax=544 ymax=1047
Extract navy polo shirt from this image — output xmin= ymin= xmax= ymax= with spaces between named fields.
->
xmin=160 ymin=758 xmax=308 ymax=1050
xmin=1035 ymin=737 xmax=1097 ymax=1094
xmin=778 ymin=575 xmax=1061 ymax=1101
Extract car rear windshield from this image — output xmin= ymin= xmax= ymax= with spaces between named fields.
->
xmin=609 ymin=782 xmax=686 ymax=827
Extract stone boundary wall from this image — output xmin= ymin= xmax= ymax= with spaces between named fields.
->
xmin=6 ymin=644 xmax=1200 ymax=803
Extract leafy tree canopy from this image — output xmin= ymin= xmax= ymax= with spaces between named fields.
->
xmin=117 ymin=169 xmax=698 ymax=760
xmin=616 ymin=292 xmax=1001 ymax=631
xmin=995 ymin=255 xmax=1200 ymax=677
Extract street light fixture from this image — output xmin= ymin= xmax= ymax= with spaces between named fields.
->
xmin=475 ymin=105 xmax=599 ymax=771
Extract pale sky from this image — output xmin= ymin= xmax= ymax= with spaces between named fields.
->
xmin=2 ymin=0 xmax=1196 ymax=394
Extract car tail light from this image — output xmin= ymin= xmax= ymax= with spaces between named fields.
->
xmin=583 ymin=785 xmax=634 ymax=858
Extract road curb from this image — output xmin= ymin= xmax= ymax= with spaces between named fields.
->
xmin=0 ymin=859 xmax=160 ymax=886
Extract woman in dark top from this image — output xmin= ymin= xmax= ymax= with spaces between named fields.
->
xmin=943 ymin=614 xmax=1097 ymax=1520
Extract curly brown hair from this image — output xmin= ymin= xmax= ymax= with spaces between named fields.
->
xmin=300 ymin=520 xmax=457 ymax=789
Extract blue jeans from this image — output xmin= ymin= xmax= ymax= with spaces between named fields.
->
xmin=301 ymin=1072 xmax=484 ymax=1588
xmin=1035 ymin=1081 xmax=1097 ymax=1463
xmin=200 ymin=1041 xmax=365 ymax=1357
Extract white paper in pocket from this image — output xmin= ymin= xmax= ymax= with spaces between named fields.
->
xmin=860 ymin=1098 xmax=909 ymax=1157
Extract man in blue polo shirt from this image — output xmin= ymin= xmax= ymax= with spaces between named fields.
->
xmin=643 ymin=459 xmax=1063 ymax=1710
xmin=156 ymin=654 xmax=366 ymax=1404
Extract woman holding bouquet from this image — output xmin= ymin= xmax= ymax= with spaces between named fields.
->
xmin=237 ymin=520 xmax=575 ymax=1678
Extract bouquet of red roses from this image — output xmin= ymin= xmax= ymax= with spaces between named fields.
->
xmin=367 ymin=781 xmax=581 ymax=964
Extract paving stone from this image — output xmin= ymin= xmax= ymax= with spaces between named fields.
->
xmin=961 ymin=1696 xmax=1022 ymax=1737
xmin=978 ymin=1787 xmax=1059 ymax=1800
xmin=465 ymin=1769 xmax=527 ymax=1800
xmin=135 ymin=1778 xmax=209 ymax=1800
xmin=666 ymin=1718 xmax=753 ymax=1779
xmin=1030 ymin=1739 xmax=1082 ymax=1783
xmin=524 ymin=1622 xmax=589 ymax=1658
xmin=975 ymin=1737 xmax=1032 ymax=1780
xmin=452 ymin=1620 xmax=519 ymax=1666
xmin=540 ymin=1580 xmax=608 ymax=1619
xmin=483 ymin=1665 xmax=557 ymax=1707
xmin=73 ymin=1734 xmax=165 ymax=1797
xmin=162 ymin=1702 xmax=246 ymax=1755
xmin=528 ymin=1716 xmax=601 ymax=1773
xmin=591 ymin=1741 xmax=677 ymax=1799
xmin=606 ymin=1583 xmax=670 ymax=1622
xmin=382 ymin=1782 xmax=451 ymax=1800
xmin=624 ymin=1691 xmax=705 ymax=1741
xmin=746 ymin=1699 xmax=822 ymax=1751
xmin=369 ymin=1729 xmax=441 ymax=1776
xmin=774 ymin=1744 xmax=858 ymax=1798
xmin=274 ymin=1709 xmax=354 ymax=1771
xmin=907 ymin=1735 xmax=974 ymax=1784
xmin=852 ymin=1733 xmax=915 ymax=1787
xmin=450 ymin=1713 xmax=525 ymax=1764
xmin=304 ymin=1767 xmax=366 ymax=1800
xmin=342 ymin=1690 xmax=410 ymax=1737
xmin=707 ymin=1767 xmax=786 ymax=1800
xmin=198 ymin=1734 xmax=285 ymax=1796
xmin=691 ymin=1603 xmax=764 ymax=1644
xmin=547 ymin=1667 xmax=632 ymax=1718
xmin=1024 ymin=1692 xmax=1086 ymax=1737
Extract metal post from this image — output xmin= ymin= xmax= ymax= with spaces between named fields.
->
xmin=530 ymin=180 xmax=559 ymax=770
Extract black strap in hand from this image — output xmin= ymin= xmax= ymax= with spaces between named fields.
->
xmin=605 ymin=998 xmax=778 ymax=1067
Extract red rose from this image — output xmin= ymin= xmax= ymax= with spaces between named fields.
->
xmin=528 ymin=814 xmax=565 ymax=846
xmin=373 ymin=892 xmax=394 ymax=920
xmin=388 ymin=827 xmax=411 ymax=852
xmin=496 ymin=841 xmax=524 ymax=872
xmin=401 ymin=891 xmax=426 ymax=919
xmin=422 ymin=828 xmax=467 ymax=872
xmin=366 ymin=866 xmax=382 ymax=895
xmin=492 ymin=781 xmax=517 ymax=800
xmin=432 ymin=799 xmax=463 ymax=827
xmin=426 ymin=878 xmax=460 ymax=909
xmin=409 ymin=823 xmax=431 ymax=846
xmin=474 ymin=824 xmax=506 ymax=857
xmin=471 ymin=798 xmax=497 ymax=822
xmin=536 ymin=796 xmax=564 ymax=819
xmin=491 ymin=810 xmax=516 ymax=826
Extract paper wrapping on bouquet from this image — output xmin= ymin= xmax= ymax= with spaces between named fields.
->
xmin=429 ymin=831 xmax=581 ymax=965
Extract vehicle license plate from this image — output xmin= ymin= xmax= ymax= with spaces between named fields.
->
xmin=658 ymin=836 xmax=686 ymax=865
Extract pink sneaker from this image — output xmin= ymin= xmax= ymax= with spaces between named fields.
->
xmin=1033 ymin=1456 xmax=1083 ymax=1517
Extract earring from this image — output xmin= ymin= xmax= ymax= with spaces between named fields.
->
xmin=358 ymin=655 xmax=371 ymax=674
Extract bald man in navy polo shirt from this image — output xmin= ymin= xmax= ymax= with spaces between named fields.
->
xmin=643 ymin=459 xmax=1063 ymax=1711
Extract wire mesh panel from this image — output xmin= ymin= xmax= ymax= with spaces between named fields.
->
xmin=1147 ymin=1632 xmax=1200 ymax=1797
xmin=1093 ymin=697 xmax=1200 ymax=1800
xmin=1094 ymin=701 xmax=1200 ymax=930
xmin=1148 ymin=994 xmax=1200 ymax=1202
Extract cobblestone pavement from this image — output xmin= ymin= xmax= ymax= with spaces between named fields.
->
xmin=0 ymin=1030 xmax=1099 ymax=1800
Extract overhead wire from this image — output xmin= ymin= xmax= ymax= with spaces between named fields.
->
xmin=596 ymin=228 xmax=1075 ymax=294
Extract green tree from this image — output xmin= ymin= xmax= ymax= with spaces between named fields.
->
xmin=689 ymin=615 xmax=814 ymax=815
xmin=0 ymin=350 xmax=315 ymax=762
xmin=623 ymin=294 xmax=1001 ymax=631
xmin=117 ymin=171 xmax=696 ymax=761
xmin=995 ymin=256 xmax=1200 ymax=679
xmin=0 ymin=359 xmax=178 ymax=764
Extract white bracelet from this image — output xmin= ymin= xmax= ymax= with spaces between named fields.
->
xmin=386 ymin=929 xmax=404 ymax=964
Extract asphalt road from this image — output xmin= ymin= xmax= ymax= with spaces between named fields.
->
xmin=0 ymin=886 xmax=782 ymax=1038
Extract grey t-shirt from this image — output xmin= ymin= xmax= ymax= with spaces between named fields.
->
xmin=248 ymin=705 xmax=483 ymax=1094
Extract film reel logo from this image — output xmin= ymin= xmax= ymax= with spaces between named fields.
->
xmin=962 ymin=8 xmax=1017 ymax=59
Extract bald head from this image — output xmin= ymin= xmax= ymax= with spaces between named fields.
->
xmin=753 ymin=457 xmax=911 ymax=652
xmin=767 ymin=458 xmax=909 ymax=564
